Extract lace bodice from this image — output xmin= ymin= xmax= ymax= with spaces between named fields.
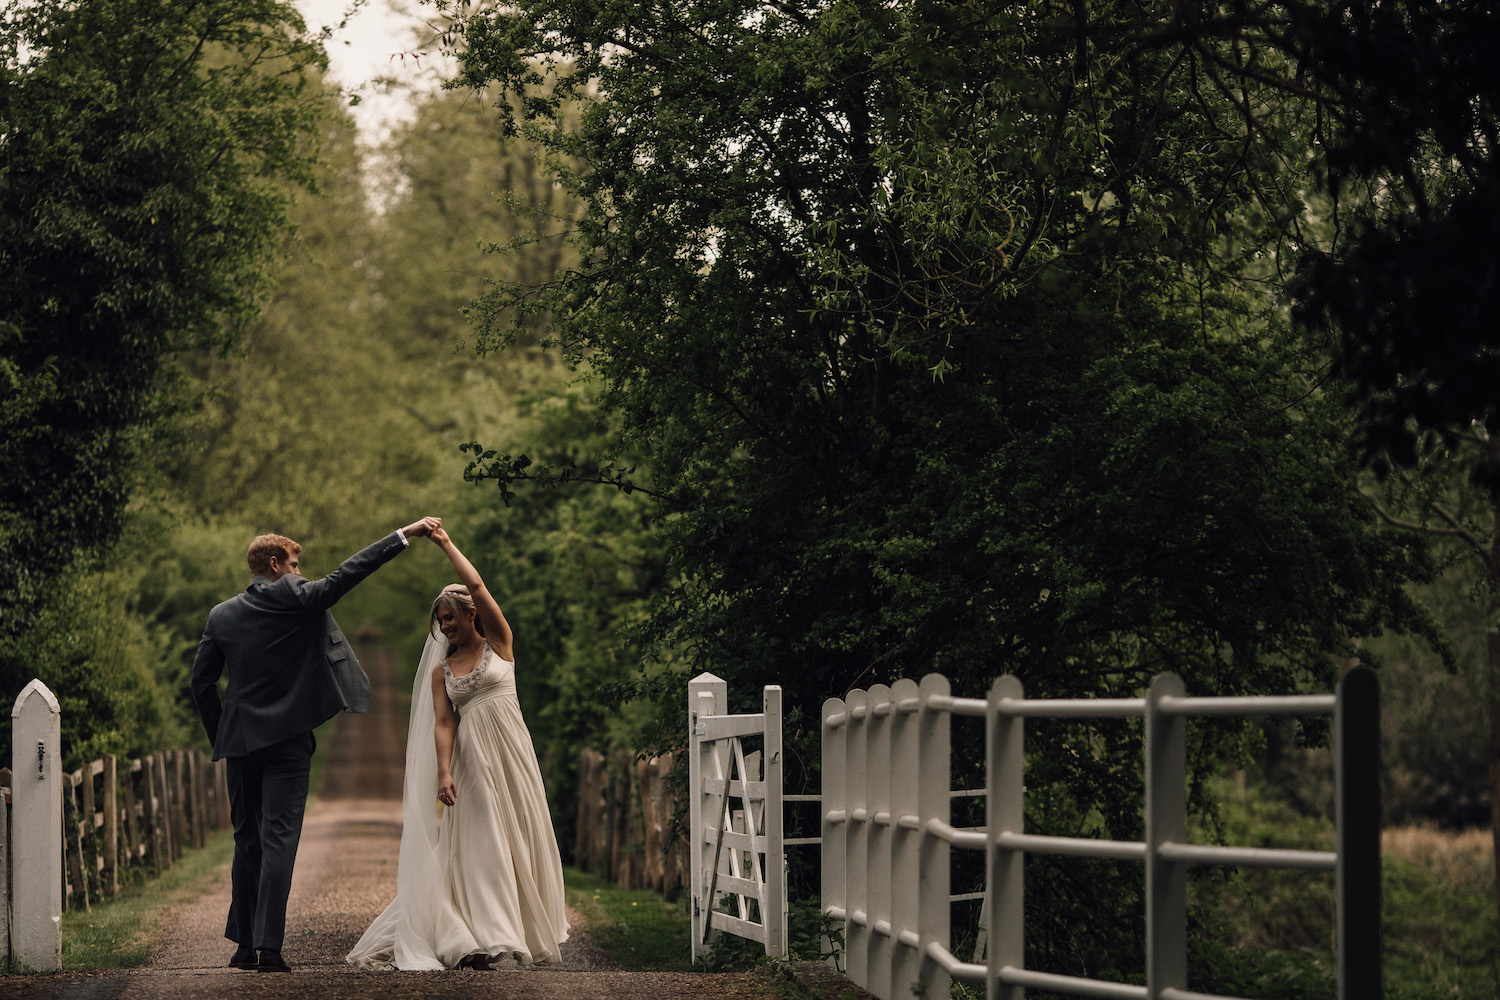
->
xmin=441 ymin=641 xmax=515 ymax=708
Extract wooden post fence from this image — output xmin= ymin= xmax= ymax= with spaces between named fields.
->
xmin=573 ymin=746 xmax=685 ymax=900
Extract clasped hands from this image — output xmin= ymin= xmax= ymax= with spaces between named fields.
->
xmin=400 ymin=518 xmax=456 ymax=549
xmin=401 ymin=516 xmax=442 ymax=539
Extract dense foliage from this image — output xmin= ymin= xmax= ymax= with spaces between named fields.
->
xmin=2 ymin=0 xmax=1494 ymax=983
xmin=1278 ymin=0 xmax=1500 ymax=474
xmin=0 ymin=0 xmax=325 ymax=625
xmin=441 ymin=0 xmax=1442 ymax=972
xmin=342 ymin=88 xmax=660 ymax=852
xmin=441 ymin=2 xmax=1428 ymax=762
xmin=1267 ymin=0 xmax=1500 ymax=915
xmin=0 ymin=0 xmax=327 ymax=760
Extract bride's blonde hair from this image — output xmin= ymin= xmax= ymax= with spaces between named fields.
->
xmin=429 ymin=583 xmax=485 ymax=646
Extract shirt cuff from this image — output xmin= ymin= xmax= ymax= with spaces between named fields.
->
xmin=396 ymin=530 xmax=410 ymax=548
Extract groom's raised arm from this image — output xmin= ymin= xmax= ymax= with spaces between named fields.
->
xmin=293 ymin=517 xmax=442 ymax=610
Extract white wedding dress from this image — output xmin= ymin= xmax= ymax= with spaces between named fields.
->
xmin=347 ymin=635 xmax=569 ymax=970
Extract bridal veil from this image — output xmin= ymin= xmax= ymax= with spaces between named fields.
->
xmin=346 ymin=633 xmax=478 ymax=970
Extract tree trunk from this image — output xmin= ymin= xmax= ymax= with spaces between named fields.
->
xmin=1489 ymin=515 xmax=1500 ymax=925
xmin=1489 ymin=619 xmax=1500 ymax=924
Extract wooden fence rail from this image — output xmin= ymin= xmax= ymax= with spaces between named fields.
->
xmin=1 ymin=745 xmax=231 ymax=920
xmin=573 ymin=748 xmax=686 ymax=901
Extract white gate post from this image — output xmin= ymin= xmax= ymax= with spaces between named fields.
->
xmin=762 ymin=685 xmax=788 ymax=958
xmin=888 ymin=678 xmax=922 ymax=997
xmin=988 ymin=674 xmax=1025 ymax=1000
xmin=865 ymin=684 xmax=894 ymax=1000
xmin=0 ymin=742 xmax=8 ymax=971
xmin=689 ymin=671 xmax=727 ymax=964
xmin=1145 ymin=672 xmax=1188 ymax=998
xmin=844 ymin=688 xmax=872 ymax=985
xmin=12 ymin=679 xmax=63 ymax=972
xmin=821 ymin=696 xmax=849 ymax=971
xmin=916 ymin=674 xmax=951 ymax=1000
xmin=1337 ymin=666 xmax=1381 ymax=1000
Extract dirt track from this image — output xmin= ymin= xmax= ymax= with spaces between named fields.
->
xmin=0 ymin=645 xmax=800 ymax=1000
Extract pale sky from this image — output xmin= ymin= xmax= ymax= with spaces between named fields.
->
xmin=298 ymin=0 xmax=447 ymax=141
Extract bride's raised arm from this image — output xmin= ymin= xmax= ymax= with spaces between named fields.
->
xmin=430 ymin=527 xmax=514 ymax=662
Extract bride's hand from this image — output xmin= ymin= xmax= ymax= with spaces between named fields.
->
xmin=430 ymin=526 xmax=451 ymax=546
xmin=437 ymin=773 xmax=457 ymax=806
xmin=401 ymin=515 xmax=442 ymax=539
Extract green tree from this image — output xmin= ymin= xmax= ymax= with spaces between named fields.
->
xmin=153 ymin=77 xmax=614 ymax=781
xmin=1356 ymin=434 xmax=1500 ymax=918
xmin=0 ymin=0 xmax=327 ymax=623
xmin=1360 ymin=530 xmax=1488 ymax=830
xmin=160 ymin=90 xmax=448 ymax=538
xmin=1 ymin=0 xmax=327 ymax=759
xmin=445 ymin=389 xmax=664 ymax=859
xmin=1216 ymin=0 xmax=1500 ymax=919
xmin=1279 ymin=0 xmax=1500 ymax=471
xmin=371 ymin=87 xmax=582 ymax=370
xmin=444 ymin=0 xmax=1435 ymax=974
xmin=149 ymin=87 xmax=458 ymax=695
xmin=364 ymin=83 xmax=663 ymax=851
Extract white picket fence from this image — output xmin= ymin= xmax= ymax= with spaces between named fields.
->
xmin=692 ymin=668 xmax=1380 ymax=1000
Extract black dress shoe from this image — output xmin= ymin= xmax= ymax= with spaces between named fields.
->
xmin=229 ymin=946 xmax=258 ymax=969
xmin=257 ymin=950 xmax=292 ymax=973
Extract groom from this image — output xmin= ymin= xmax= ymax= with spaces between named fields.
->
xmin=191 ymin=517 xmax=440 ymax=972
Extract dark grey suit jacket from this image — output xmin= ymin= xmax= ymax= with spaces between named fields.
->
xmin=191 ymin=531 xmax=408 ymax=760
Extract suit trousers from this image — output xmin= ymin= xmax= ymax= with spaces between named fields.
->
xmin=225 ymin=731 xmax=316 ymax=953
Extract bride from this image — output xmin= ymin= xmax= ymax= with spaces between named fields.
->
xmin=347 ymin=527 xmax=569 ymax=970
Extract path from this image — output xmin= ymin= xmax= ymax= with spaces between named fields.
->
xmin=0 ymin=645 xmax=791 ymax=1000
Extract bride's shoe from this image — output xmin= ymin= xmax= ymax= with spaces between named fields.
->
xmin=458 ymin=953 xmax=495 ymax=971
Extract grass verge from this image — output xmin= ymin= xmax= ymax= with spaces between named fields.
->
xmin=563 ymin=866 xmax=694 ymax=971
xmin=60 ymin=827 xmax=234 ymax=970
xmin=1193 ymin=778 xmax=1499 ymax=999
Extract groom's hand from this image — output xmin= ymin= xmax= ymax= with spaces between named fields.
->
xmin=400 ymin=516 xmax=442 ymax=539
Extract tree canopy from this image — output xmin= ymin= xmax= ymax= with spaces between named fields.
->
xmin=442 ymin=0 xmax=1442 ymax=973
xmin=1 ymin=0 xmax=327 ymax=633
xmin=448 ymin=0 xmax=1430 ymax=703
xmin=2 ymin=0 xmax=1489 ymax=980
xmin=1280 ymin=0 xmax=1500 ymax=476
xmin=0 ymin=0 xmax=327 ymax=760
